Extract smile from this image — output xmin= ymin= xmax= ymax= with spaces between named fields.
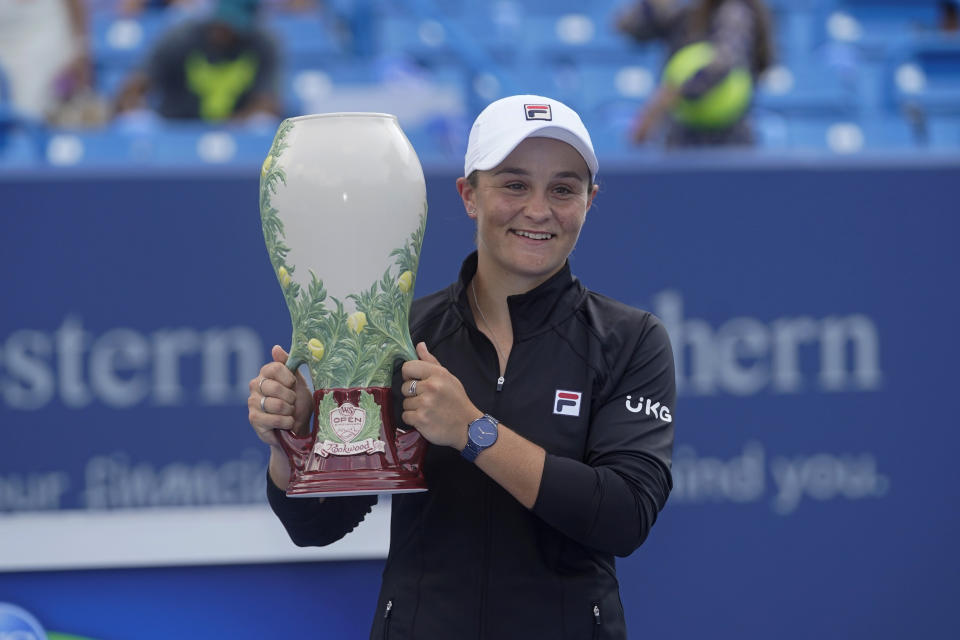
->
xmin=512 ymin=230 xmax=553 ymax=240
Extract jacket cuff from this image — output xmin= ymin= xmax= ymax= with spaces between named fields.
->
xmin=265 ymin=469 xmax=378 ymax=547
xmin=266 ymin=470 xmax=311 ymax=522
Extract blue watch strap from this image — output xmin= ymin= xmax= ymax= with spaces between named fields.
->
xmin=462 ymin=439 xmax=482 ymax=462
xmin=462 ymin=414 xmax=499 ymax=462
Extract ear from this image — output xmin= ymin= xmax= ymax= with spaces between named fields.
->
xmin=585 ymin=183 xmax=599 ymax=213
xmin=456 ymin=176 xmax=478 ymax=220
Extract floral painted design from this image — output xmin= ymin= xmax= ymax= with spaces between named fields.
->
xmin=259 ymin=119 xmax=426 ymax=391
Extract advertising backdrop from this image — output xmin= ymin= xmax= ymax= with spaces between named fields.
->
xmin=1 ymin=155 xmax=958 ymax=639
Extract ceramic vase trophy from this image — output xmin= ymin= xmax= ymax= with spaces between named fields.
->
xmin=259 ymin=113 xmax=428 ymax=497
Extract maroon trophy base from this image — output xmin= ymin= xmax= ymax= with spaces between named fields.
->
xmin=278 ymin=386 xmax=428 ymax=498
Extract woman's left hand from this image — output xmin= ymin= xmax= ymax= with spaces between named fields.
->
xmin=401 ymin=342 xmax=479 ymax=451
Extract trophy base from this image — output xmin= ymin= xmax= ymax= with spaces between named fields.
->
xmin=279 ymin=386 xmax=429 ymax=498
xmin=285 ymin=469 xmax=429 ymax=498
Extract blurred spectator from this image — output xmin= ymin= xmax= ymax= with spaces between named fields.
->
xmin=0 ymin=0 xmax=106 ymax=125
xmin=113 ymin=0 xmax=281 ymax=123
xmin=116 ymin=0 xmax=322 ymax=17
xmin=616 ymin=0 xmax=774 ymax=147
xmin=117 ymin=0 xmax=203 ymax=15
xmin=940 ymin=0 xmax=959 ymax=33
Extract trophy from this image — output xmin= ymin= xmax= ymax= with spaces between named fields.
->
xmin=259 ymin=113 xmax=428 ymax=497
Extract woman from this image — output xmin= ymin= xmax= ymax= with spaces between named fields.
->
xmin=248 ymin=95 xmax=676 ymax=639
xmin=616 ymin=0 xmax=775 ymax=147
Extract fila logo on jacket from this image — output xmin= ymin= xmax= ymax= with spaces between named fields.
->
xmin=553 ymin=390 xmax=582 ymax=416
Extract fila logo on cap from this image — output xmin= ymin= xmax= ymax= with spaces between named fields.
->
xmin=554 ymin=390 xmax=582 ymax=416
xmin=525 ymin=103 xmax=552 ymax=121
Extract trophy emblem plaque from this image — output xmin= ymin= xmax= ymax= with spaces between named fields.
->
xmin=260 ymin=113 xmax=428 ymax=497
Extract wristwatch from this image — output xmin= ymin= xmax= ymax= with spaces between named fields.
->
xmin=461 ymin=414 xmax=499 ymax=462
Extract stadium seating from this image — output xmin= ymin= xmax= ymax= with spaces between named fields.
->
xmin=37 ymin=122 xmax=276 ymax=168
xmin=0 ymin=0 xmax=957 ymax=168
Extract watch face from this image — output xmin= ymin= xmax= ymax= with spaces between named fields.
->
xmin=469 ymin=416 xmax=498 ymax=447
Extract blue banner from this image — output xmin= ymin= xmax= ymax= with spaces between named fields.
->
xmin=1 ymin=154 xmax=958 ymax=639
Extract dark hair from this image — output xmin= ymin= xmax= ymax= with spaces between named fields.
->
xmin=689 ymin=0 xmax=775 ymax=75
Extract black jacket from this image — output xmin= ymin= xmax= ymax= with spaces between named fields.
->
xmin=268 ymin=253 xmax=675 ymax=639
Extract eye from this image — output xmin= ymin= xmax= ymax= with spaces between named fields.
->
xmin=553 ymin=184 xmax=576 ymax=196
xmin=504 ymin=182 xmax=526 ymax=191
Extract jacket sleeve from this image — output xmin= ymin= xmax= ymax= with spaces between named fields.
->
xmin=532 ymin=315 xmax=675 ymax=557
xmin=267 ymin=471 xmax=378 ymax=547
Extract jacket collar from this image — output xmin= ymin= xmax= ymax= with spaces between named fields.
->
xmin=450 ymin=251 xmax=585 ymax=340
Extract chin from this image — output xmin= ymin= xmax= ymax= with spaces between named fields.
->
xmin=511 ymin=257 xmax=565 ymax=281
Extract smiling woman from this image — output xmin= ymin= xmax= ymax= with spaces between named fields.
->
xmin=459 ymin=137 xmax=596 ymax=300
xmin=249 ymin=95 xmax=676 ymax=640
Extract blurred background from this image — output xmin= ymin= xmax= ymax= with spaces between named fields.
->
xmin=0 ymin=0 xmax=958 ymax=638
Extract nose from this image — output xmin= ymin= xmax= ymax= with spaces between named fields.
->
xmin=524 ymin=190 xmax=551 ymax=222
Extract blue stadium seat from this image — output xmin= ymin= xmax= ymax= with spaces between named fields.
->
xmin=778 ymin=111 xmax=916 ymax=151
xmin=514 ymin=0 xmax=600 ymax=16
xmin=517 ymin=14 xmax=638 ymax=64
xmin=857 ymin=112 xmax=918 ymax=148
xmin=578 ymin=56 xmax=662 ymax=109
xmin=888 ymin=36 xmax=960 ymax=116
xmin=582 ymin=99 xmax=640 ymax=156
xmin=282 ymin=56 xmax=466 ymax=120
xmin=817 ymin=1 xmax=942 ymax=59
xmin=283 ymin=60 xmax=376 ymax=116
xmin=43 ymin=129 xmax=149 ymax=167
xmin=150 ymin=124 xmax=275 ymax=167
xmin=770 ymin=5 xmax=817 ymax=62
xmin=755 ymin=60 xmax=858 ymax=115
xmin=507 ymin=62 xmax=586 ymax=111
xmin=377 ymin=15 xmax=459 ymax=65
xmin=0 ymin=128 xmax=42 ymax=167
xmin=263 ymin=10 xmax=344 ymax=68
xmin=836 ymin=0 xmax=940 ymax=33
xmin=927 ymin=116 xmax=960 ymax=149
xmin=89 ymin=9 xmax=177 ymax=70
xmin=38 ymin=124 xmax=276 ymax=168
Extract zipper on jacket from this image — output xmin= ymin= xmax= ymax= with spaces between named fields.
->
xmin=382 ymin=599 xmax=393 ymax=639
xmin=592 ymin=603 xmax=601 ymax=639
xmin=472 ymin=314 xmax=507 ymax=392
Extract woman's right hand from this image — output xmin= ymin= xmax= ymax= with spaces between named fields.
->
xmin=248 ymin=345 xmax=313 ymax=448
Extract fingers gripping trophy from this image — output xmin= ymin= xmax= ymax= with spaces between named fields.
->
xmin=259 ymin=113 xmax=428 ymax=496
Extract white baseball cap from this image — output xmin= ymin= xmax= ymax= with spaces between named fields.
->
xmin=463 ymin=95 xmax=598 ymax=181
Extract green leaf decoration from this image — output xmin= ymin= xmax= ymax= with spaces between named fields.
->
xmin=316 ymin=392 xmax=339 ymax=442
xmin=260 ymin=120 xmax=427 ymax=389
xmin=357 ymin=390 xmax=384 ymax=441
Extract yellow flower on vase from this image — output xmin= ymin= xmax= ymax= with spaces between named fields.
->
xmin=397 ymin=270 xmax=414 ymax=293
xmin=278 ymin=266 xmax=291 ymax=288
xmin=308 ymin=338 xmax=325 ymax=360
xmin=347 ymin=311 xmax=367 ymax=334
xmin=261 ymin=155 xmax=273 ymax=177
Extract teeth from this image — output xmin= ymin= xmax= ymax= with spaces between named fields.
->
xmin=513 ymin=230 xmax=552 ymax=240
